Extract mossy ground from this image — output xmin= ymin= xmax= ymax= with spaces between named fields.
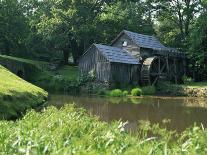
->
xmin=0 ymin=65 xmax=48 ymax=119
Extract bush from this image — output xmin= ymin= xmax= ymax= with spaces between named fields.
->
xmin=131 ymin=88 xmax=142 ymax=96
xmin=142 ymin=86 xmax=156 ymax=95
xmin=97 ymin=89 xmax=107 ymax=96
xmin=123 ymin=90 xmax=129 ymax=96
xmin=110 ymin=89 xmax=123 ymax=97
xmin=182 ymin=75 xmax=193 ymax=84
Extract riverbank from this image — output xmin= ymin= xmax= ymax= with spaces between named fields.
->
xmin=157 ymin=82 xmax=207 ymax=97
xmin=0 ymin=104 xmax=207 ymax=154
xmin=1 ymin=55 xmax=207 ymax=97
xmin=0 ymin=65 xmax=48 ymax=119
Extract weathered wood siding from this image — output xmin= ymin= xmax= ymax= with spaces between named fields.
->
xmin=110 ymin=63 xmax=139 ymax=85
xmin=96 ymin=53 xmax=111 ymax=82
xmin=112 ymin=33 xmax=141 ymax=59
xmin=79 ymin=46 xmax=111 ymax=82
xmin=79 ymin=46 xmax=97 ymax=75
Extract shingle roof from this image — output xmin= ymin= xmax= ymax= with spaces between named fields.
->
xmin=94 ymin=44 xmax=139 ymax=65
xmin=123 ymin=30 xmax=166 ymax=49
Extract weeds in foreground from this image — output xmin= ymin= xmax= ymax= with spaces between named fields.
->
xmin=0 ymin=104 xmax=207 ymax=154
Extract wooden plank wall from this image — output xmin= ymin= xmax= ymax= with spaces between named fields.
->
xmin=79 ymin=45 xmax=140 ymax=85
xmin=78 ymin=46 xmax=96 ymax=75
xmin=79 ymin=46 xmax=111 ymax=83
xmin=110 ymin=63 xmax=139 ymax=85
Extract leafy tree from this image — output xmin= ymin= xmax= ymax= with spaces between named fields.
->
xmin=35 ymin=0 xmax=107 ymax=64
xmin=187 ymin=2 xmax=207 ymax=79
xmin=0 ymin=0 xmax=29 ymax=56
xmin=154 ymin=0 xmax=203 ymax=48
xmin=96 ymin=1 xmax=155 ymax=44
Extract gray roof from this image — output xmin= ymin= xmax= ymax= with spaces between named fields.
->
xmin=94 ymin=44 xmax=139 ymax=65
xmin=123 ymin=30 xmax=166 ymax=49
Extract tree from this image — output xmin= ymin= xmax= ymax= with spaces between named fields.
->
xmin=154 ymin=0 xmax=202 ymax=48
xmin=35 ymin=0 xmax=108 ymax=64
xmin=187 ymin=1 xmax=207 ymax=79
xmin=0 ymin=0 xmax=29 ymax=56
xmin=96 ymin=1 xmax=155 ymax=43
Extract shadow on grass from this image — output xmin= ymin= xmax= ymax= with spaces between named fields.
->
xmin=0 ymin=91 xmax=47 ymax=120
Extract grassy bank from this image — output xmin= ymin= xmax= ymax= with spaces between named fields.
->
xmin=32 ymin=65 xmax=80 ymax=93
xmin=0 ymin=54 xmax=80 ymax=92
xmin=0 ymin=55 xmax=49 ymax=70
xmin=0 ymin=104 xmax=207 ymax=154
xmin=157 ymin=82 xmax=207 ymax=97
xmin=0 ymin=65 xmax=48 ymax=119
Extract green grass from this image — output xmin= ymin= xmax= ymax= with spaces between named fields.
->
xmin=157 ymin=82 xmax=207 ymax=97
xmin=0 ymin=54 xmax=48 ymax=69
xmin=0 ymin=65 xmax=48 ymax=119
xmin=182 ymin=82 xmax=207 ymax=88
xmin=32 ymin=65 xmax=79 ymax=92
xmin=54 ymin=65 xmax=78 ymax=81
xmin=0 ymin=104 xmax=207 ymax=154
xmin=0 ymin=55 xmax=48 ymax=70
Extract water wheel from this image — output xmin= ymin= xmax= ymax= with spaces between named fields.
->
xmin=141 ymin=56 xmax=168 ymax=85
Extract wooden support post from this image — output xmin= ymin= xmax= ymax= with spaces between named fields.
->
xmin=166 ymin=56 xmax=170 ymax=74
xmin=158 ymin=57 xmax=161 ymax=74
xmin=174 ymin=58 xmax=177 ymax=84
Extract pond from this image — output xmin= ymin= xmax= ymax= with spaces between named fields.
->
xmin=48 ymin=94 xmax=207 ymax=133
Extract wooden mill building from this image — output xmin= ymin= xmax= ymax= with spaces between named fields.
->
xmin=79 ymin=30 xmax=186 ymax=86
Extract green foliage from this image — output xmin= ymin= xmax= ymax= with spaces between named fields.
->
xmin=34 ymin=68 xmax=81 ymax=93
xmin=131 ymin=88 xmax=142 ymax=96
xmin=157 ymin=81 xmax=207 ymax=97
xmin=188 ymin=12 xmax=207 ymax=79
xmin=182 ymin=75 xmax=193 ymax=84
xmin=0 ymin=0 xmax=29 ymax=56
xmin=0 ymin=65 xmax=48 ymax=119
xmin=141 ymin=86 xmax=156 ymax=95
xmin=110 ymin=89 xmax=123 ymax=97
xmin=1 ymin=104 xmax=207 ymax=154
xmin=122 ymin=90 xmax=129 ymax=96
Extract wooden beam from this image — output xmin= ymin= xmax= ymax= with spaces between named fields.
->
xmin=174 ymin=58 xmax=177 ymax=84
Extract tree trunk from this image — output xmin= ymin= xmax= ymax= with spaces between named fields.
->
xmin=63 ymin=49 xmax=69 ymax=65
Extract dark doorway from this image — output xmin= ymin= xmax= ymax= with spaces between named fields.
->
xmin=17 ymin=70 xmax=24 ymax=78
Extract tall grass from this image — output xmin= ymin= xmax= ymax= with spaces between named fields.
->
xmin=0 ymin=104 xmax=207 ymax=154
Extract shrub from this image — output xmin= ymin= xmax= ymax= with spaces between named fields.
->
xmin=131 ymin=88 xmax=142 ymax=96
xmin=110 ymin=89 xmax=123 ymax=97
xmin=142 ymin=86 xmax=156 ymax=95
xmin=123 ymin=90 xmax=129 ymax=96
xmin=97 ymin=89 xmax=106 ymax=96
xmin=182 ymin=75 xmax=193 ymax=84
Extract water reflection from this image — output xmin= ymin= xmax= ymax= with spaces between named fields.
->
xmin=49 ymin=95 xmax=207 ymax=132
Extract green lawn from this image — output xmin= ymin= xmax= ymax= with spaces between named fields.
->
xmin=31 ymin=65 xmax=79 ymax=92
xmin=52 ymin=65 xmax=79 ymax=81
xmin=0 ymin=54 xmax=79 ymax=91
xmin=0 ymin=65 xmax=48 ymax=119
